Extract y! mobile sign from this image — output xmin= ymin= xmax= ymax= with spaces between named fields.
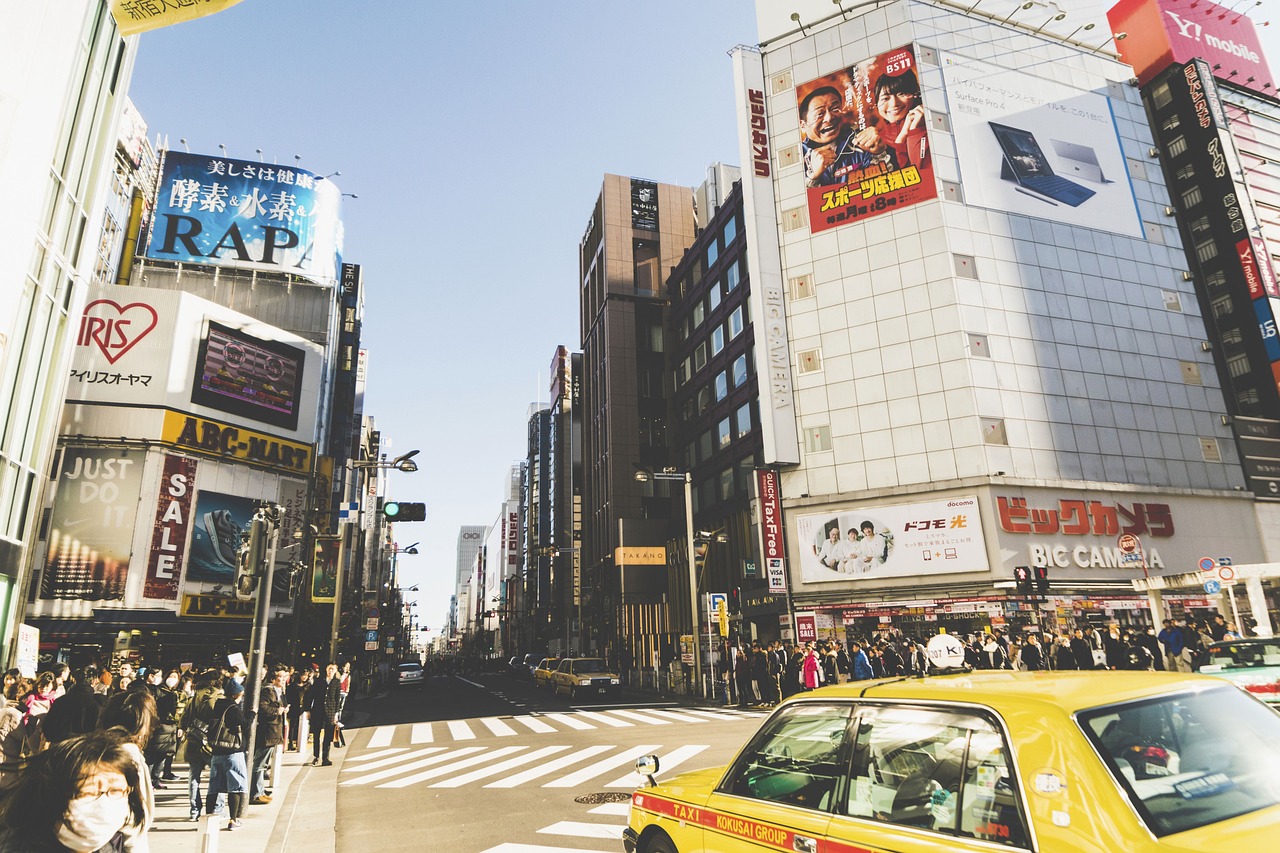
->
xmin=146 ymin=151 xmax=343 ymax=283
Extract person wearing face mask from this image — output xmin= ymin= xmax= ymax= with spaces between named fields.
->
xmin=0 ymin=728 xmax=149 ymax=852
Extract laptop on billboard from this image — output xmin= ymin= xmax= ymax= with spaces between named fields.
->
xmin=988 ymin=121 xmax=1096 ymax=207
xmin=1051 ymin=139 xmax=1109 ymax=183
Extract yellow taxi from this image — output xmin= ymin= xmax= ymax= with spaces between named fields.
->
xmin=625 ymin=672 xmax=1280 ymax=853
xmin=533 ymin=657 xmax=562 ymax=690
xmin=551 ymin=657 xmax=622 ymax=701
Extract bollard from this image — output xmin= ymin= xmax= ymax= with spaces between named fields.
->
xmin=199 ymin=814 xmax=223 ymax=853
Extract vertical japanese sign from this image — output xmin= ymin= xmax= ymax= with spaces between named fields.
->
xmin=312 ymin=537 xmax=339 ymax=604
xmin=797 ymin=44 xmax=937 ymax=233
xmin=756 ymin=469 xmax=788 ymax=594
xmin=144 ymin=454 xmax=198 ymax=600
xmin=274 ymin=479 xmax=309 ymax=602
xmin=41 ymin=449 xmax=145 ymax=600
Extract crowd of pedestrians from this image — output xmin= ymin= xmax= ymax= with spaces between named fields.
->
xmin=0 ymin=657 xmax=356 ymax=851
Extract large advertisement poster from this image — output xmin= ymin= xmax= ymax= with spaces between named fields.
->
xmin=794 ymin=495 xmax=987 ymax=584
xmin=40 ymin=449 xmax=146 ymax=600
xmin=312 ymin=537 xmax=339 ymax=604
xmin=145 ymin=151 xmax=343 ymax=283
xmin=143 ymin=454 xmax=198 ymax=600
xmin=190 ymin=320 xmax=306 ymax=431
xmin=942 ymin=53 xmax=1142 ymax=238
xmin=796 ymin=44 xmax=937 ymax=234
xmin=187 ymin=491 xmax=256 ymax=584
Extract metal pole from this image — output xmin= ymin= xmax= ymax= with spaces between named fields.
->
xmin=684 ymin=473 xmax=701 ymax=698
xmin=244 ymin=511 xmax=278 ymax=770
xmin=329 ymin=525 xmax=349 ymax=663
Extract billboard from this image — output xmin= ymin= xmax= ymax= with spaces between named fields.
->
xmin=142 ymin=454 xmax=198 ymax=600
xmin=40 ymin=448 xmax=146 ymax=600
xmin=312 ymin=537 xmax=339 ymax=604
xmin=942 ymin=53 xmax=1143 ymax=238
xmin=186 ymin=491 xmax=257 ymax=584
xmin=190 ymin=320 xmax=306 ymax=431
xmin=145 ymin=151 xmax=343 ymax=282
xmin=1108 ymin=0 xmax=1275 ymax=96
xmin=796 ymin=44 xmax=937 ymax=234
xmin=794 ymin=495 xmax=987 ymax=584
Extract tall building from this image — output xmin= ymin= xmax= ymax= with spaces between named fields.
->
xmin=578 ymin=175 xmax=698 ymax=663
xmin=455 ymin=524 xmax=487 ymax=599
xmin=546 ymin=347 xmax=584 ymax=654
xmin=522 ymin=403 xmax=552 ymax=651
xmin=0 ymin=3 xmax=136 ymax=667
xmin=736 ymin=0 xmax=1262 ymax=644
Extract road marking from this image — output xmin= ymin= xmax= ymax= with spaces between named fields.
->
xmin=341 ymin=747 xmax=483 ymax=786
xmin=606 ymin=709 xmax=671 ymax=725
xmin=587 ymin=803 xmax=631 ymax=816
xmin=682 ymin=708 xmax=755 ymax=721
xmin=605 ymin=744 xmax=710 ymax=787
xmin=479 ymin=844 xmax=613 ymax=853
xmin=448 ymin=720 xmax=476 ymax=740
xmin=410 ymin=723 xmax=433 ymax=743
xmin=543 ymin=712 xmax=594 ymax=731
xmin=343 ymin=748 xmax=407 ymax=764
xmin=512 ymin=715 xmax=556 ymax=734
xmin=479 ymin=717 xmax=518 ymax=737
xmin=542 ymin=745 xmax=662 ymax=788
xmin=340 ymin=747 xmax=445 ymax=774
xmin=642 ymin=709 xmax=708 ymax=724
xmin=366 ymin=726 xmax=396 ymax=748
xmin=379 ymin=746 xmax=527 ymax=788
xmin=484 ymin=745 xmax=614 ymax=788
xmin=430 ymin=745 xmax=571 ymax=788
xmin=538 ymin=821 xmax=626 ymax=840
xmin=572 ymin=710 xmax=632 ymax=727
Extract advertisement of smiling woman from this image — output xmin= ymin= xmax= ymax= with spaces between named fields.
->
xmin=796 ymin=43 xmax=937 ymax=233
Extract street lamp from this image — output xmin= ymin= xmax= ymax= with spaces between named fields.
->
xmin=633 ymin=465 xmax=702 ymax=697
xmin=351 ymin=450 xmax=421 ymax=472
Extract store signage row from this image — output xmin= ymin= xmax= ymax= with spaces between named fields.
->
xmin=789 ymin=593 xmax=1216 ymax=624
xmin=180 ymin=594 xmax=254 ymax=619
xmin=162 ymin=411 xmax=311 ymax=473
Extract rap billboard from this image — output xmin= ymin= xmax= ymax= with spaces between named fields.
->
xmin=40 ymin=448 xmax=146 ymax=600
xmin=796 ymin=44 xmax=937 ymax=233
xmin=942 ymin=53 xmax=1143 ymax=238
xmin=145 ymin=151 xmax=343 ymax=283
xmin=794 ymin=495 xmax=987 ymax=584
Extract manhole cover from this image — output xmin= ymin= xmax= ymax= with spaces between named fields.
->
xmin=574 ymin=792 xmax=633 ymax=804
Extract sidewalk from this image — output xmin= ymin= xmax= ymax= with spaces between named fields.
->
xmin=148 ymin=743 xmax=345 ymax=853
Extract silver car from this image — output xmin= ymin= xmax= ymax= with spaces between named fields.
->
xmin=397 ymin=662 xmax=424 ymax=687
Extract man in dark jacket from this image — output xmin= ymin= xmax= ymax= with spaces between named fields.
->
xmin=250 ymin=666 xmax=288 ymax=803
xmin=306 ymin=663 xmax=341 ymax=766
xmin=181 ymin=673 xmax=223 ymax=821
xmin=40 ymin=669 xmax=103 ymax=745
xmin=1070 ymin=629 xmax=1095 ymax=671
xmin=1019 ymin=634 xmax=1044 ymax=671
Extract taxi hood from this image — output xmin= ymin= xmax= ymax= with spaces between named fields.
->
xmin=642 ymin=765 xmax=726 ymax=805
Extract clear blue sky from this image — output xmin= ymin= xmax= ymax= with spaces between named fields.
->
xmin=125 ymin=0 xmax=1279 ymax=641
xmin=126 ymin=1 xmax=758 ymax=635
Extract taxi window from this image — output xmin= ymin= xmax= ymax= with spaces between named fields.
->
xmin=720 ymin=703 xmax=853 ymax=811
xmin=1078 ymin=685 xmax=1280 ymax=836
xmin=573 ymin=660 xmax=607 ymax=674
xmin=844 ymin=705 xmax=1028 ymax=848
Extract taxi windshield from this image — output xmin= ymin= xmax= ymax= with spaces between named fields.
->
xmin=1201 ymin=640 xmax=1280 ymax=670
xmin=573 ymin=659 xmax=608 ymax=674
xmin=1078 ymin=686 xmax=1280 ymax=836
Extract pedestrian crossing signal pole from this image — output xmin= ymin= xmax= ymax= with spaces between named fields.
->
xmin=244 ymin=504 xmax=280 ymax=770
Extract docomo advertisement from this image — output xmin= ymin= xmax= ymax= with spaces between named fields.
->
xmin=942 ymin=52 xmax=1142 ymax=239
xmin=69 ymin=283 xmax=323 ymax=446
xmin=1108 ymin=0 xmax=1275 ymax=96
xmin=145 ymin=150 xmax=344 ymax=283
xmin=755 ymin=469 xmax=788 ymax=594
xmin=797 ymin=44 xmax=937 ymax=233
xmin=794 ymin=496 xmax=988 ymax=585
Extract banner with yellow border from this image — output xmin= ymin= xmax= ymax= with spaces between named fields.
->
xmin=111 ymin=0 xmax=247 ymax=36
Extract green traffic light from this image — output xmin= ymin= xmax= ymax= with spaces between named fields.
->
xmin=384 ymin=501 xmax=401 ymax=518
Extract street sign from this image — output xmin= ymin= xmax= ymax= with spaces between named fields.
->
xmin=1218 ymin=557 xmax=1233 ymax=566
xmin=1204 ymin=579 xmax=1222 ymax=595
xmin=364 ymin=641 xmax=377 ymax=651
xmin=743 ymin=560 xmax=757 ymax=578
xmin=679 ymin=634 xmax=694 ymax=665
xmin=1198 ymin=557 xmax=1216 ymax=572
xmin=1218 ymin=565 xmax=1236 ymax=583
xmin=1118 ymin=534 xmax=1140 ymax=555
xmin=766 ymin=558 xmax=786 ymax=593
xmin=365 ymin=630 xmax=378 ymax=644
xmin=708 ymin=592 xmax=727 ymax=616
xmin=365 ymin=618 xmax=379 ymax=630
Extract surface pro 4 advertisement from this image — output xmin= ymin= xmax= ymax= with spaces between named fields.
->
xmin=942 ymin=53 xmax=1142 ymax=237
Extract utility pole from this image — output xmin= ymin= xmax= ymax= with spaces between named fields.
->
xmin=242 ymin=504 xmax=280 ymax=768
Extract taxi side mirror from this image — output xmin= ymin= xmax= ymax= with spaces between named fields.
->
xmin=636 ymin=754 xmax=661 ymax=787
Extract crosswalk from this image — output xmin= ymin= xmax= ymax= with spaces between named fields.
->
xmin=480 ymin=803 xmax=630 ymax=853
xmin=339 ymin=741 xmax=711 ymax=790
xmin=359 ymin=704 xmax=764 ymax=748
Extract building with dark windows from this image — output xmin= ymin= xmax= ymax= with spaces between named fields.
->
xmin=578 ymin=175 xmax=697 ymax=667
xmin=521 ymin=403 xmax=552 ymax=653
xmin=545 ymin=347 xmax=584 ymax=656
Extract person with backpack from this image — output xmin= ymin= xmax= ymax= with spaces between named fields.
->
xmin=179 ymin=673 xmax=222 ymax=822
xmin=204 ymin=679 xmax=248 ymax=831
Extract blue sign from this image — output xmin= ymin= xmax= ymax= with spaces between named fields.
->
xmin=365 ymin=630 xmax=378 ymax=643
xmin=1204 ymin=580 xmax=1221 ymax=595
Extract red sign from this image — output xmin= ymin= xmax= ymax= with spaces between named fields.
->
xmin=756 ymin=469 xmax=784 ymax=560
xmin=1118 ymin=534 xmax=1140 ymax=554
xmin=77 ymin=299 xmax=159 ymax=364
xmin=746 ymin=89 xmax=770 ymax=178
xmin=997 ymin=496 xmax=1174 ymax=537
xmin=795 ymin=613 xmax=817 ymax=643
xmin=144 ymin=454 xmax=197 ymax=600
xmin=1108 ymin=0 xmax=1274 ymax=96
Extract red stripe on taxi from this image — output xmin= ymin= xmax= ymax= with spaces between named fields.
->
xmin=631 ymin=792 xmax=875 ymax=853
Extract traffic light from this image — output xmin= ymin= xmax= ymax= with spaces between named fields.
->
xmin=729 ymin=586 xmax=741 ymax=614
xmin=383 ymin=501 xmax=426 ymax=522
xmin=1013 ymin=565 xmax=1032 ymax=594
xmin=1034 ymin=565 xmax=1049 ymax=593
xmin=234 ymin=518 xmax=267 ymax=600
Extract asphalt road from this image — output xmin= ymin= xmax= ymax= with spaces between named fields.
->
xmin=333 ymin=673 xmax=769 ymax=852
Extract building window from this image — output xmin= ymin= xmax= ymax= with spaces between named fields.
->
xmin=693 ymin=301 xmax=705 ymax=328
xmin=1180 ymin=361 xmax=1203 ymax=384
xmin=720 ymin=467 xmax=734 ymax=500
xmin=1200 ymin=437 xmax=1222 ymax=462
xmin=707 ymin=240 xmax=719 ymax=269
xmin=726 ymin=260 xmax=741 ymax=293
xmin=1211 ymin=294 xmax=1234 ymax=318
xmin=1221 ymin=327 xmax=1244 ymax=345
xmin=736 ymin=402 xmax=752 ymax=437
xmin=711 ymin=325 xmax=725 ymax=356
xmin=1161 ymin=291 xmax=1183 ymax=312
xmin=789 ymin=273 xmax=814 ymax=300
xmin=718 ymin=418 xmax=732 ymax=448
xmin=1175 ymin=163 xmax=1196 ymax=182
xmin=1166 ymin=135 xmax=1188 ymax=158
xmin=1204 ymin=270 xmax=1228 ymax=290
xmin=700 ymin=430 xmax=713 ymax=460
xmin=1238 ymin=387 xmax=1261 ymax=407
xmin=981 ymin=417 xmax=1008 ymax=445
xmin=708 ymin=286 xmax=722 ymax=312
xmin=1227 ymin=352 xmax=1251 ymax=378
xmin=1150 ymin=81 xmax=1172 ymax=109
xmin=695 ymin=342 xmax=707 ymax=371
xmin=729 ymin=306 xmax=744 ymax=339
xmin=1181 ymin=186 xmax=1203 ymax=208
xmin=1194 ymin=238 xmax=1218 ymax=263
xmin=1161 ymin=113 xmax=1181 ymax=132
xmin=732 ymin=354 xmax=748 ymax=387
xmin=648 ymin=324 xmax=664 ymax=353
xmin=1189 ymin=215 xmax=1210 ymax=234
xmin=797 ymin=349 xmax=823 ymax=374
xmin=803 ymin=426 xmax=831 ymax=453
xmin=714 ymin=370 xmax=728 ymax=401
xmin=697 ymin=386 xmax=711 ymax=414
xmin=683 ymin=442 xmax=697 ymax=469
xmin=723 ymin=216 xmax=738 ymax=247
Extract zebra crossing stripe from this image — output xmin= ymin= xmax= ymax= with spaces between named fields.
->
xmin=429 ymin=745 xmax=571 ymax=788
xmin=682 ymin=708 xmax=754 ymax=721
xmin=480 ymin=844 xmax=613 ymax=853
xmin=542 ymin=745 xmax=662 ymax=788
xmin=538 ymin=821 xmax=626 ymax=840
xmin=341 ymin=747 xmax=483 ymax=786
xmin=587 ymin=803 xmax=631 ymax=816
xmin=604 ymin=744 xmax=710 ymax=788
xmin=479 ymin=717 xmax=518 ymax=737
xmin=641 ymin=709 xmax=708 ymax=724
xmin=605 ymin=710 xmax=671 ymax=725
xmin=512 ymin=715 xmax=556 ymax=734
xmin=340 ymin=746 xmax=445 ymax=774
xmin=366 ymin=726 xmax=396 ymax=748
xmin=572 ymin=710 xmax=633 ymax=728
xmin=410 ymin=723 xmax=432 ymax=743
xmin=447 ymin=720 xmax=476 ymax=740
xmin=484 ymin=745 xmax=615 ymax=788
xmin=343 ymin=747 xmax=407 ymax=764
xmin=542 ymin=712 xmax=594 ymax=731
xmin=379 ymin=745 xmax=527 ymax=788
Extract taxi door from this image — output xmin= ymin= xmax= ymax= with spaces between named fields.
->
xmin=700 ymin=702 xmax=853 ymax=853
